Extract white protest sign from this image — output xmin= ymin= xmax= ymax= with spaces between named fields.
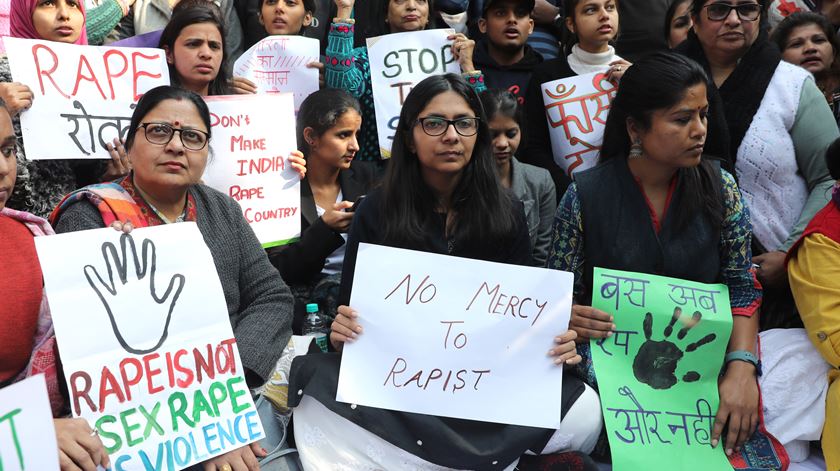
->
xmin=5 ymin=37 xmax=170 ymax=160
xmin=233 ymin=36 xmax=319 ymax=111
xmin=35 ymin=223 xmax=264 ymax=471
xmin=337 ymin=243 xmax=574 ymax=429
xmin=0 ymin=375 xmax=60 ymax=471
xmin=541 ymin=71 xmax=616 ymax=176
xmin=367 ymin=29 xmax=459 ymax=159
xmin=202 ymin=94 xmax=301 ymax=247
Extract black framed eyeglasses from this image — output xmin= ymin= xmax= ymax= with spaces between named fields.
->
xmin=138 ymin=122 xmax=209 ymax=151
xmin=416 ymin=117 xmax=481 ymax=137
xmin=703 ymin=2 xmax=761 ymax=21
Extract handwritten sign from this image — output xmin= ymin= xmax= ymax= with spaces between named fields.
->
xmin=5 ymin=37 xmax=169 ymax=160
xmin=337 ymin=243 xmax=574 ymax=429
xmin=202 ymin=94 xmax=301 ymax=248
xmin=591 ymin=268 xmax=733 ymax=470
xmin=0 ymin=375 xmax=60 ymax=471
xmin=233 ymin=36 xmax=319 ymax=111
xmin=35 ymin=223 xmax=264 ymax=471
xmin=541 ymin=72 xmax=616 ymax=176
xmin=367 ymin=29 xmax=459 ymax=159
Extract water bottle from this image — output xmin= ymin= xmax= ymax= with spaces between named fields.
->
xmin=302 ymin=303 xmax=328 ymax=352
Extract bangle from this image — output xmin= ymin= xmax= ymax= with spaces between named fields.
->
xmin=724 ymin=350 xmax=761 ymax=376
xmin=334 ymin=17 xmax=356 ymax=24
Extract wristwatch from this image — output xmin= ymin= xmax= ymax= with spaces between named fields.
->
xmin=724 ymin=350 xmax=762 ymax=376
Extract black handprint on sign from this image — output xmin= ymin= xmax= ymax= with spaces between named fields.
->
xmin=632 ymin=307 xmax=716 ymax=390
xmin=84 ymin=233 xmax=185 ymax=355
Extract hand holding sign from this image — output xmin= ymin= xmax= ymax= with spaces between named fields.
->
xmin=0 ymin=82 xmax=34 ymax=116
xmin=54 ymin=417 xmax=110 ymax=471
xmin=84 ymin=233 xmax=186 ymax=355
xmin=713 ymin=359 xmax=759 ymax=455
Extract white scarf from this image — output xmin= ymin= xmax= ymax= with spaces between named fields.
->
xmin=567 ymin=44 xmax=622 ymax=75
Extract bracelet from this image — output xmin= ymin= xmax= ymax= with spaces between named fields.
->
xmin=724 ymin=350 xmax=761 ymax=376
xmin=333 ymin=17 xmax=356 ymax=24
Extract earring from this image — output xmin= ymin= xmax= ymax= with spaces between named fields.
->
xmin=628 ymin=138 xmax=643 ymax=159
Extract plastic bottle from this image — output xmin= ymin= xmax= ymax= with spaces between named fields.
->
xmin=302 ymin=303 xmax=328 ymax=352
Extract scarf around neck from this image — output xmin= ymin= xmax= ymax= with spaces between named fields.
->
xmin=677 ymin=28 xmax=781 ymax=163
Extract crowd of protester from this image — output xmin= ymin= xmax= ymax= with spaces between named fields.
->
xmin=2 ymin=0 xmax=840 ymax=469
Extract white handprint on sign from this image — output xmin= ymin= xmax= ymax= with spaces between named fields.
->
xmin=83 ymin=233 xmax=186 ymax=354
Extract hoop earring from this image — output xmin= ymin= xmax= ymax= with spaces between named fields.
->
xmin=628 ymin=139 xmax=643 ymax=159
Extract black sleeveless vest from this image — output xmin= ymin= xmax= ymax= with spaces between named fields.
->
xmin=574 ymin=158 xmax=722 ymax=305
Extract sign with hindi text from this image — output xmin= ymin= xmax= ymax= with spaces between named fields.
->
xmin=35 ymin=223 xmax=264 ymax=471
xmin=233 ymin=36 xmax=319 ymax=111
xmin=337 ymin=243 xmax=574 ymax=429
xmin=367 ymin=29 xmax=459 ymax=159
xmin=591 ymin=268 xmax=732 ymax=470
xmin=0 ymin=375 xmax=60 ymax=471
xmin=541 ymin=72 xmax=616 ymax=176
xmin=5 ymin=37 xmax=170 ymax=160
xmin=202 ymin=94 xmax=301 ymax=247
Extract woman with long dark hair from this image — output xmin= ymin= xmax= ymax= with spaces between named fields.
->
xmin=548 ymin=50 xmax=826 ymax=469
xmin=266 ymin=88 xmax=377 ymax=330
xmin=288 ymin=74 xmax=602 ymax=469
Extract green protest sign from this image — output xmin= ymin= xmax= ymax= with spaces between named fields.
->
xmin=591 ymin=268 xmax=733 ymax=470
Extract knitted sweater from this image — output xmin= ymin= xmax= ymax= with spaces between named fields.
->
xmin=52 ymin=184 xmax=294 ymax=382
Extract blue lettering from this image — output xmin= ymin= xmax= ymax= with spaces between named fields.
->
xmin=203 ymin=422 xmax=221 ymax=454
xmin=245 ymin=410 xmax=262 ymax=441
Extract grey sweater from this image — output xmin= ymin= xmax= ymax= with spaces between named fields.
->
xmin=53 ymin=183 xmax=293 ymax=382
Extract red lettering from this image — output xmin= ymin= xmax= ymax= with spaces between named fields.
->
xmin=32 ymin=44 xmax=69 ymax=98
xmin=69 ymin=371 xmax=95 ymax=416
xmin=71 ymin=55 xmax=107 ymax=99
xmin=98 ymin=367 xmax=125 ymax=411
xmin=143 ymin=353 xmax=164 ymax=394
xmin=219 ymin=338 xmax=238 ymax=375
xmin=103 ymin=49 xmax=129 ymax=100
xmin=131 ymin=52 xmax=163 ymax=101
xmin=173 ymin=349 xmax=194 ymax=388
xmin=193 ymin=344 xmax=216 ymax=383
xmin=118 ymin=358 xmax=143 ymax=401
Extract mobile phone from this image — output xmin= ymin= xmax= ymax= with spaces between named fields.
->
xmin=346 ymin=195 xmax=366 ymax=212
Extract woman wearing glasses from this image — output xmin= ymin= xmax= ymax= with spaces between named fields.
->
xmin=286 ymin=74 xmax=603 ymax=469
xmin=50 ymin=85 xmax=296 ymax=471
xmin=677 ymin=0 xmax=837 ymax=465
xmin=677 ymin=0 xmax=838 ymax=331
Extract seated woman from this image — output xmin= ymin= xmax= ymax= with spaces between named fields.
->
xmin=0 ymin=0 xmax=129 ymax=218
xmin=266 ymin=88 xmax=376 ymax=330
xmin=480 ymin=88 xmax=556 ymax=266
xmin=49 ymin=85 xmax=296 ymax=471
xmin=327 ymin=0 xmax=481 ymax=163
xmin=0 ymin=101 xmax=113 ymax=470
xmin=547 ymin=51 xmax=792 ymax=467
xmin=788 ymin=141 xmax=840 ymax=471
xmin=289 ymin=74 xmax=602 ymax=469
xmin=677 ymin=0 xmax=839 ymax=331
xmin=772 ymin=11 xmax=840 ymax=129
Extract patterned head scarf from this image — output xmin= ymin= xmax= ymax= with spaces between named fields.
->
xmin=10 ymin=0 xmax=87 ymax=45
